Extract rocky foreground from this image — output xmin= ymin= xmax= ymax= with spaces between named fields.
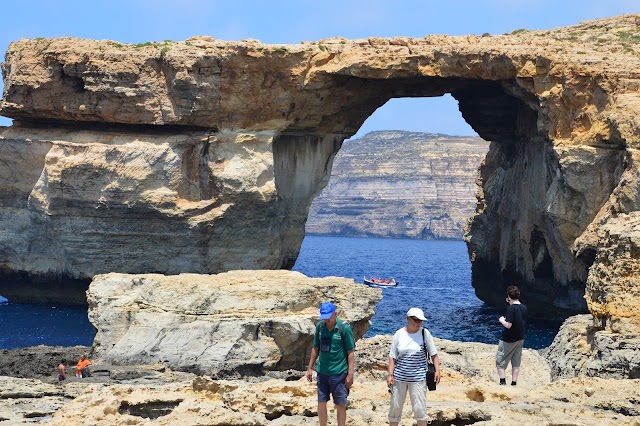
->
xmin=0 ymin=271 xmax=638 ymax=425
xmin=1 ymin=337 xmax=639 ymax=425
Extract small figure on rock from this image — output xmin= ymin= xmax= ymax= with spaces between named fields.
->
xmin=76 ymin=355 xmax=91 ymax=378
xmin=57 ymin=359 xmax=66 ymax=383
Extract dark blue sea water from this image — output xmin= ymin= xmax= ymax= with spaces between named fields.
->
xmin=0 ymin=302 xmax=94 ymax=349
xmin=293 ymin=235 xmax=561 ymax=349
xmin=0 ymin=236 xmax=560 ymax=350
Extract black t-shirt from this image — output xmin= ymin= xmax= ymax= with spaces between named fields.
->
xmin=501 ymin=303 xmax=527 ymax=342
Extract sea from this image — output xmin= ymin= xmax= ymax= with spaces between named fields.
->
xmin=292 ymin=236 xmax=562 ymax=349
xmin=0 ymin=236 xmax=561 ymax=350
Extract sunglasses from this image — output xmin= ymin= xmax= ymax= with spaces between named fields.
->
xmin=409 ymin=316 xmax=423 ymax=322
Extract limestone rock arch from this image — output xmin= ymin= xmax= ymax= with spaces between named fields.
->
xmin=0 ymin=16 xmax=639 ymax=330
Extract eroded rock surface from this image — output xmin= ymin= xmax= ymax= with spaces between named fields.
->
xmin=0 ymin=126 xmax=336 ymax=302
xmin=545 ymin=315 xmax=640 ymax=379
xmin=0 ymin=346 xmax=91 ymax=380
xmin=0 ymin=337 xmax=634 ymax=425
xmin=87 ymin=270 xmax=381 ymax=376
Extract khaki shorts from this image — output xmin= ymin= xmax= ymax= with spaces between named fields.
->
xmin=496 ymin=339 xmax=524 ymax=369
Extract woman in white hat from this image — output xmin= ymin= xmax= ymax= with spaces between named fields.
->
xmin=386 ymin=307 xmax=440 ymax=426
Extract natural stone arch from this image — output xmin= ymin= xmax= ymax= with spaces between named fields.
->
xmin=0 ymin=16 xmax=638 ymax=330
xmin=273 ymin=75 xmax=624 ymax=317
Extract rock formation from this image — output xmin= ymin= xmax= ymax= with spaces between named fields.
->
xmin=545 ymin=314 xmax=640 ymax=379
xmin=87 ymin=270 xmax=381 ymax=376
xmin=305 ymin=130 xmax=489 ymax=239
xmin=0 ymin=125 xmax=330 ymax=303
xmin=2 ymin=15 xmax=640 ymax=376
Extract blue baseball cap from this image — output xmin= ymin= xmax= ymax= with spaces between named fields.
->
xmin=319 ymin=302 xmax=337 ymax=320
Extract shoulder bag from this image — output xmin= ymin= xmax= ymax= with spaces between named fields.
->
xmin=422 ymin=328 xmax=437 ymax=391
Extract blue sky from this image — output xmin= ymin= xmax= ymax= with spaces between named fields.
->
xmin=1 ymin=0 xmax=638 ymax=136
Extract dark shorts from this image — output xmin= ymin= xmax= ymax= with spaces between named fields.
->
xmin=317 ymin=372 xmax=349 ymax=405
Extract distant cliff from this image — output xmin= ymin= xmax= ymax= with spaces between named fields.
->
xmin=305 ymin=131 xmax=489 ymax=239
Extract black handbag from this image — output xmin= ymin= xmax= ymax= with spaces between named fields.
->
xmin=426 ymin=362 xmax=436 ymax=391
xmin=422 ymin=329 xmax=437 ymax=391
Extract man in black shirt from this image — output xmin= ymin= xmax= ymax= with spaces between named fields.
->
xmin=496 ymin=285 xmax=527 ymax=386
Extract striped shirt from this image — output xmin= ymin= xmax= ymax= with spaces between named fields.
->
xmin=389 ymin=327 xmax=437 ymax=382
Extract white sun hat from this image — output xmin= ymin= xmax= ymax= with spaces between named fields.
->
xmin=406 ymin=307 xmax=426 ymax=321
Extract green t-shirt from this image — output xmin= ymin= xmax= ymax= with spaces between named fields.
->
xmin=313 ymin=319 xmax=355 ymax=376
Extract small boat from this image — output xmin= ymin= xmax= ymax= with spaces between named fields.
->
xmin=363 ymin=276 xmax=398 ymax=288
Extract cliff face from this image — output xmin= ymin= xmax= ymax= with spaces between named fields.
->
xmin=305 ymin=130 xmax=489 ymax=239
xmin=1 ymin=15 xmax=640 ymax=331
xmin=0 ymin=125 xmax=339 ymax=301
xmin=466 ymin=138 xmax=625 ymax=315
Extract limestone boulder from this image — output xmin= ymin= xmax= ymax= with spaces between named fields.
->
xmin=545 ymin=315 xmax=640 ymax=380
xmin=87 ymin=270 xmax=381 ymax=376
xmin=585 ymin=212 xmax=640 ymax=331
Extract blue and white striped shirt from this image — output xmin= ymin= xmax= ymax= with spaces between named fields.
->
xmin=389 ymin=327 xmax=437 ymax=382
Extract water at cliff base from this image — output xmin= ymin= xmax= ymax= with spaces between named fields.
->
xmin=0 ymin=303 xmax=94 ymax=349
xmin=293 ymin=236 xmax=562 ymax=349
xmin=0 ymin=236 xmax=561 ymax=350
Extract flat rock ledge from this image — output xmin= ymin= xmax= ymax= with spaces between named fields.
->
xmin=1 ymin=338 xmax=639 ymax=425
xmin=88 ymin=270 xmax=381 ymax=376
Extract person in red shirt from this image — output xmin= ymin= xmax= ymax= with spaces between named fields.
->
xmin=76 ymin=355 xmax=91 ymax=378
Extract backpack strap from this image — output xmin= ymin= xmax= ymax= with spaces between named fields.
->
xmin=338 ymin=321 xmax=346 ymax=337
xmin=423 ymin=328 xmax=437 ymax=390
xmin=422 ymin=328 xmax=433 ymax=362
xmin=339 ymin=321 xmax=349 ymax=357
xmin=317 ymin=320 xmax=349 ymax=355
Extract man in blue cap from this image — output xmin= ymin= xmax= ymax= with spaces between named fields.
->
xmin=306 ymin=301 xmax=355 ymax=426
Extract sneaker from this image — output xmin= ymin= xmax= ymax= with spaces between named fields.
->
xmin=511 ymin=381 xmax=517 ymax=386
xmin=499 ymin=379 xmax=506 ymax=386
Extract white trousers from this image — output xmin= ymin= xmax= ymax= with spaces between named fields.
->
xmin=388 ymin=380 xmax=428 ymax=422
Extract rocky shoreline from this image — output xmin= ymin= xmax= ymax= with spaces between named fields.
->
xmin=1 ymin=336 xmax=639 ymax=425
xmin=0 ymin=264 xmax=638 ymax=425
xmin=0 ymin=272 xmax=638 ymax=424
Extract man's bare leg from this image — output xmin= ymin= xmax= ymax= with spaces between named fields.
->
xmin=336 ymin=404 xmax=347 ymax=426
xmin=511 ymin=367 xmax=520 ymax=384
xmin=318 ymin=401 xmax=328 ymax=426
